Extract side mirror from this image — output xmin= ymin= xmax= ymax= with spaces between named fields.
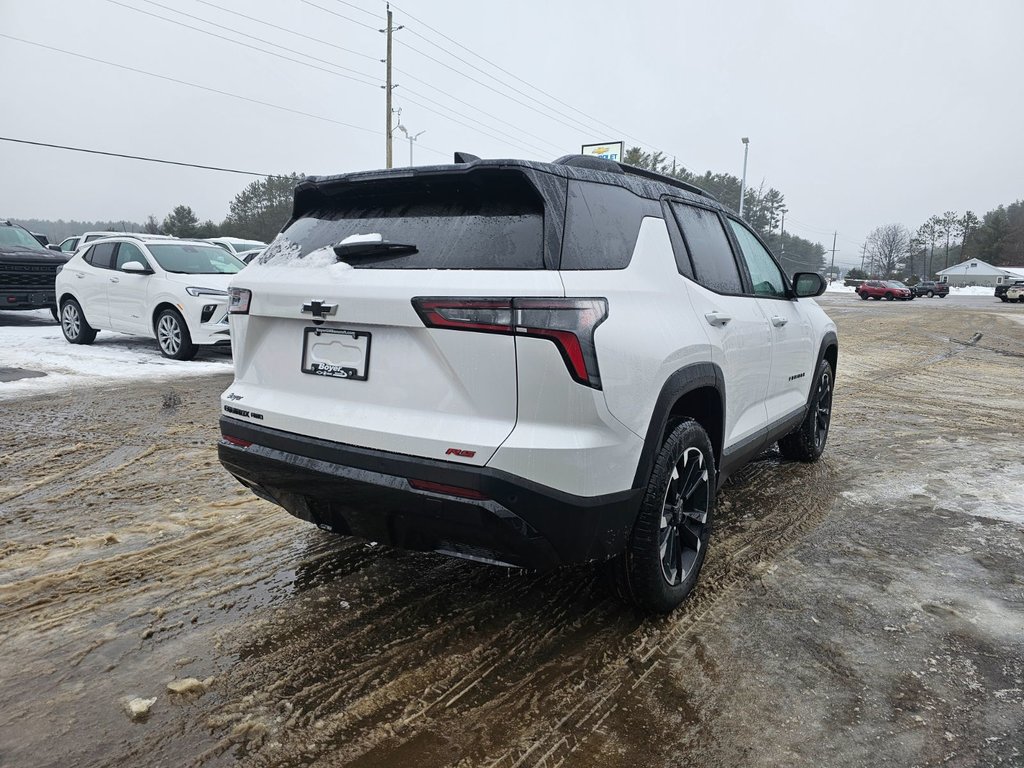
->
xmin=47 ymin=244 xmax=63 ymax=252
xmin=792 ymin=272 xmax=826 ymax=298
xmin=121 ymin=261 xmax=153 ymax=274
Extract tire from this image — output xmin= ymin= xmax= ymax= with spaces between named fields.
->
xmin=927 ymin=291 xmax=934 ymax=298
xmin=155 ymin=308 xmax=198 ymax=361
xmin=939 ymin=294 xmax=946 ymax=298
xmin=1000 ymin=296 xmax=1008 ymax=302
xmin=60 ymin=298 xmax=97 ymax=345
xmin=884 ymin=293 xmax=894 ymax=301
xmin=779 ymin=358 xmax=834 ymax=462
xmin=859 ymin=292 xmax=869 ymax=300
xmin=608 ymin=420 xmax=715 ymax=614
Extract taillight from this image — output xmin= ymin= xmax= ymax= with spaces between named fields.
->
xmin=412 ymin=297 xmax=608 ymax=388
xmin=221 ymin=434 xmax=252 ymax=447
xmin=228 ymin=287 xmax=251 ymax=314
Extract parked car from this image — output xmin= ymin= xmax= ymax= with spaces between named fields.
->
xmin=0 ymin=220 xmax=69 ymax=319
xmin=217 ymin=154 xmax=839 ymax=613
xmin=1006 ymin=284 xmax=1024 ymax=303
xmin=205 ymin=237 xmax=267 ymax=259
xmin=55 ymin=236 xmax=243 ymax=359
xmin=996 ymin=280 xmax=1024 ymax=302
xmin=857 ymin=280 xmax=912 ymax=300
xmin=910 ymin=280 xmax=949 ymax=298
xmin=887 ymin=280 xmax=915 ymax=299
xmin=57 ymin=236 xmax=80 ymax=253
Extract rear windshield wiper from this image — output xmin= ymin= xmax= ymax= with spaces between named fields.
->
xmin=331 ymin=240 xmax=418 ymax=260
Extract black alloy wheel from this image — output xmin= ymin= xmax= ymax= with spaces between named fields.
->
xmin=608 ymin=419 xmax=715 ymax=613
xmin=778 ymin=358 xmax=834 ymax=462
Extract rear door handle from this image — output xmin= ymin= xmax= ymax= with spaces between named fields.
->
xmin=76 ymin=273 xmax=84 ymax=279
xmin=110 ymin=277 xmax=119 ymax=283
xmin=771 ymin=315 xmax=788 ymax=327
xmin=704 ymin=311 xmax=732 ymax=327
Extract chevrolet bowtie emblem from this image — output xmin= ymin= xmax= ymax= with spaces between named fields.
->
xmin=301 ymin=300 xmax=337 ymax=319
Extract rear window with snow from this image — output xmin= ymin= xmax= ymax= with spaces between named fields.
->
xmin=268 ymin=172 xmax=545 ymax=270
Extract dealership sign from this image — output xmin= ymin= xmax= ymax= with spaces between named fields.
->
xmin=580 ymin=141 xmax=624 ymax=162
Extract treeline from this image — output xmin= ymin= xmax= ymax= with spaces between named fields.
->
xmin=19 ymin=173 xmax=304 ymax=245
xmin=861 ymin=199 xmax=1024 ymax=279
xmin=622 ymin=147 xmax=827 ymax=275
xmin=14 ymin=218 xmax=145 ymax=242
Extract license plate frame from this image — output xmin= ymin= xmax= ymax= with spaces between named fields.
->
xmin=301 ymin=327 xmax=371 ymax=381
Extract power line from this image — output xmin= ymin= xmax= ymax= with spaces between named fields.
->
xmin=105 ymin=0 xmax=380 ymax=88
xmin=300 ymin=0 xmax=379 ymax=31
xmin=387 ymin=0 xmax=684 ymax=163
xmin=138 ymin=0 xmax=557 ymax=155
xmin=0 ymin=33 xmax=380 ymax=136
xmin=329 ymin=0 xmax=380 ymax=20
xmin=393 ymin=38 xmax=597 ymax=141
xmin=0 ymin=136 xmax=280 ymax=177
xmin=194 ymin=0 xmax=378 ymax=61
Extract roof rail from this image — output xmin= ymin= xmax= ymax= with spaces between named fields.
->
xmin=615 ymin=163 xmax=716 ymax=200
xmin=551 ymin=154 xmax=716 ymax=200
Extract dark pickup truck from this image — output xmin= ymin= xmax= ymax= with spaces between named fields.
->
xmin=910 ymin=280 xmax=949 ymax=298
xmin=1 ymin=220 xmax=69 ymax=319
xmin=995 ymin=280 xmax=1024 ymax=302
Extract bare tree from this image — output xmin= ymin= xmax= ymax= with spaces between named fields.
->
xmin=867 ymin=224 xmax=910 ymax=277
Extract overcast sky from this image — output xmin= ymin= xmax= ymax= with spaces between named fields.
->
xmin=2 ymin=0 xmax=1022 ymax=266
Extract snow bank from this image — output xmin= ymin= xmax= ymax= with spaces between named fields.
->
xmin=825 ymin=282 xmax=857 ymax=293
xmin=0 ymin=310 xmax=231 ymax=402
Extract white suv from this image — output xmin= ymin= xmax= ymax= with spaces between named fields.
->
xmin=55 ymin=236 xmax=244 ymax=359
xmin=218 ymin=156 xmax=838 ymax=612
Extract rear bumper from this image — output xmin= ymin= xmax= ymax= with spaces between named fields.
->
xmin=218 ymin=417 xmax=643 ymax=569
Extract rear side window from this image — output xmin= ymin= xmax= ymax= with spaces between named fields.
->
xmin=670 ymin=203 xmax=743 ymax=294
xmin=86 ymin=242 xmax=116 ymax=269
xmin=276 ymin=172 xmax=545 ymax=270
xmin=560 ymin=181 xmax=655 ymax=270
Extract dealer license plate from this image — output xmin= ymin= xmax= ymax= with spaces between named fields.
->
xmin=301 ymin=327 xmax=371 ymax=381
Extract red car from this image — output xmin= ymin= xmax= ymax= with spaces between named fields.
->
xmin=857 ymin=280 xmax=912 ymax=301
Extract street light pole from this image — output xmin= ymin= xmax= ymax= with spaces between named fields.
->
xmin=738 ymin=137 xmax=749 ymax=217
xmin=397 ymin=124 xmax=425 ymax=166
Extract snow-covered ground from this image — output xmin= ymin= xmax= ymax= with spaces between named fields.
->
xmin=0 ymin=309 xmax=231 ymax=401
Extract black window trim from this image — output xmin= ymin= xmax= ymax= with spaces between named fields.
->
xmin=85 ymin=241 xmax=117 ymax=270
xmin=665 ymin=197 xmax=749 ymax=298
xmin=722 ymin=214 xmax=795 ymax=301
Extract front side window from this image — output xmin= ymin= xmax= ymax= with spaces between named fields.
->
xmin=146 ymin=243 xmax=244 ymax=274
xmin=115 ymin=242 xmax=147 ymax=270
xmin=87 ymin=242 xmax=116 ymax=269
xmin=727 ymin=219 xmax=787 ymax=298
xmin=670 ymin=203 xmax=743 ymax=294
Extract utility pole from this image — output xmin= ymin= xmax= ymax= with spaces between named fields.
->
xmin=738 ymin=137 xmax=749 ymax=217
xmin=860 ymin=241 xmax=867 ymax=272
xmin=382 ymin=3 xmax=400 ymax=169
xmin=828 ymin=231 xmax=838 ymax=281
xmin=779 ymin=209 xmax=786 ymax=256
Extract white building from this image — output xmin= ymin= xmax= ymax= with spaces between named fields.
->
xmin=936 ymin=259 xmax=1024 ymax=288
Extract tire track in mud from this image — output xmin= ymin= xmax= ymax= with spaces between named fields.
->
xmin=475 ymin=457 xmax=838 ymax=768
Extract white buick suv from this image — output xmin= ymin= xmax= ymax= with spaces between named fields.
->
xmin=55 ymin=236 xmax=244 ymax=359
xmin=218 ymin=155 xmax=838 ymax=612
